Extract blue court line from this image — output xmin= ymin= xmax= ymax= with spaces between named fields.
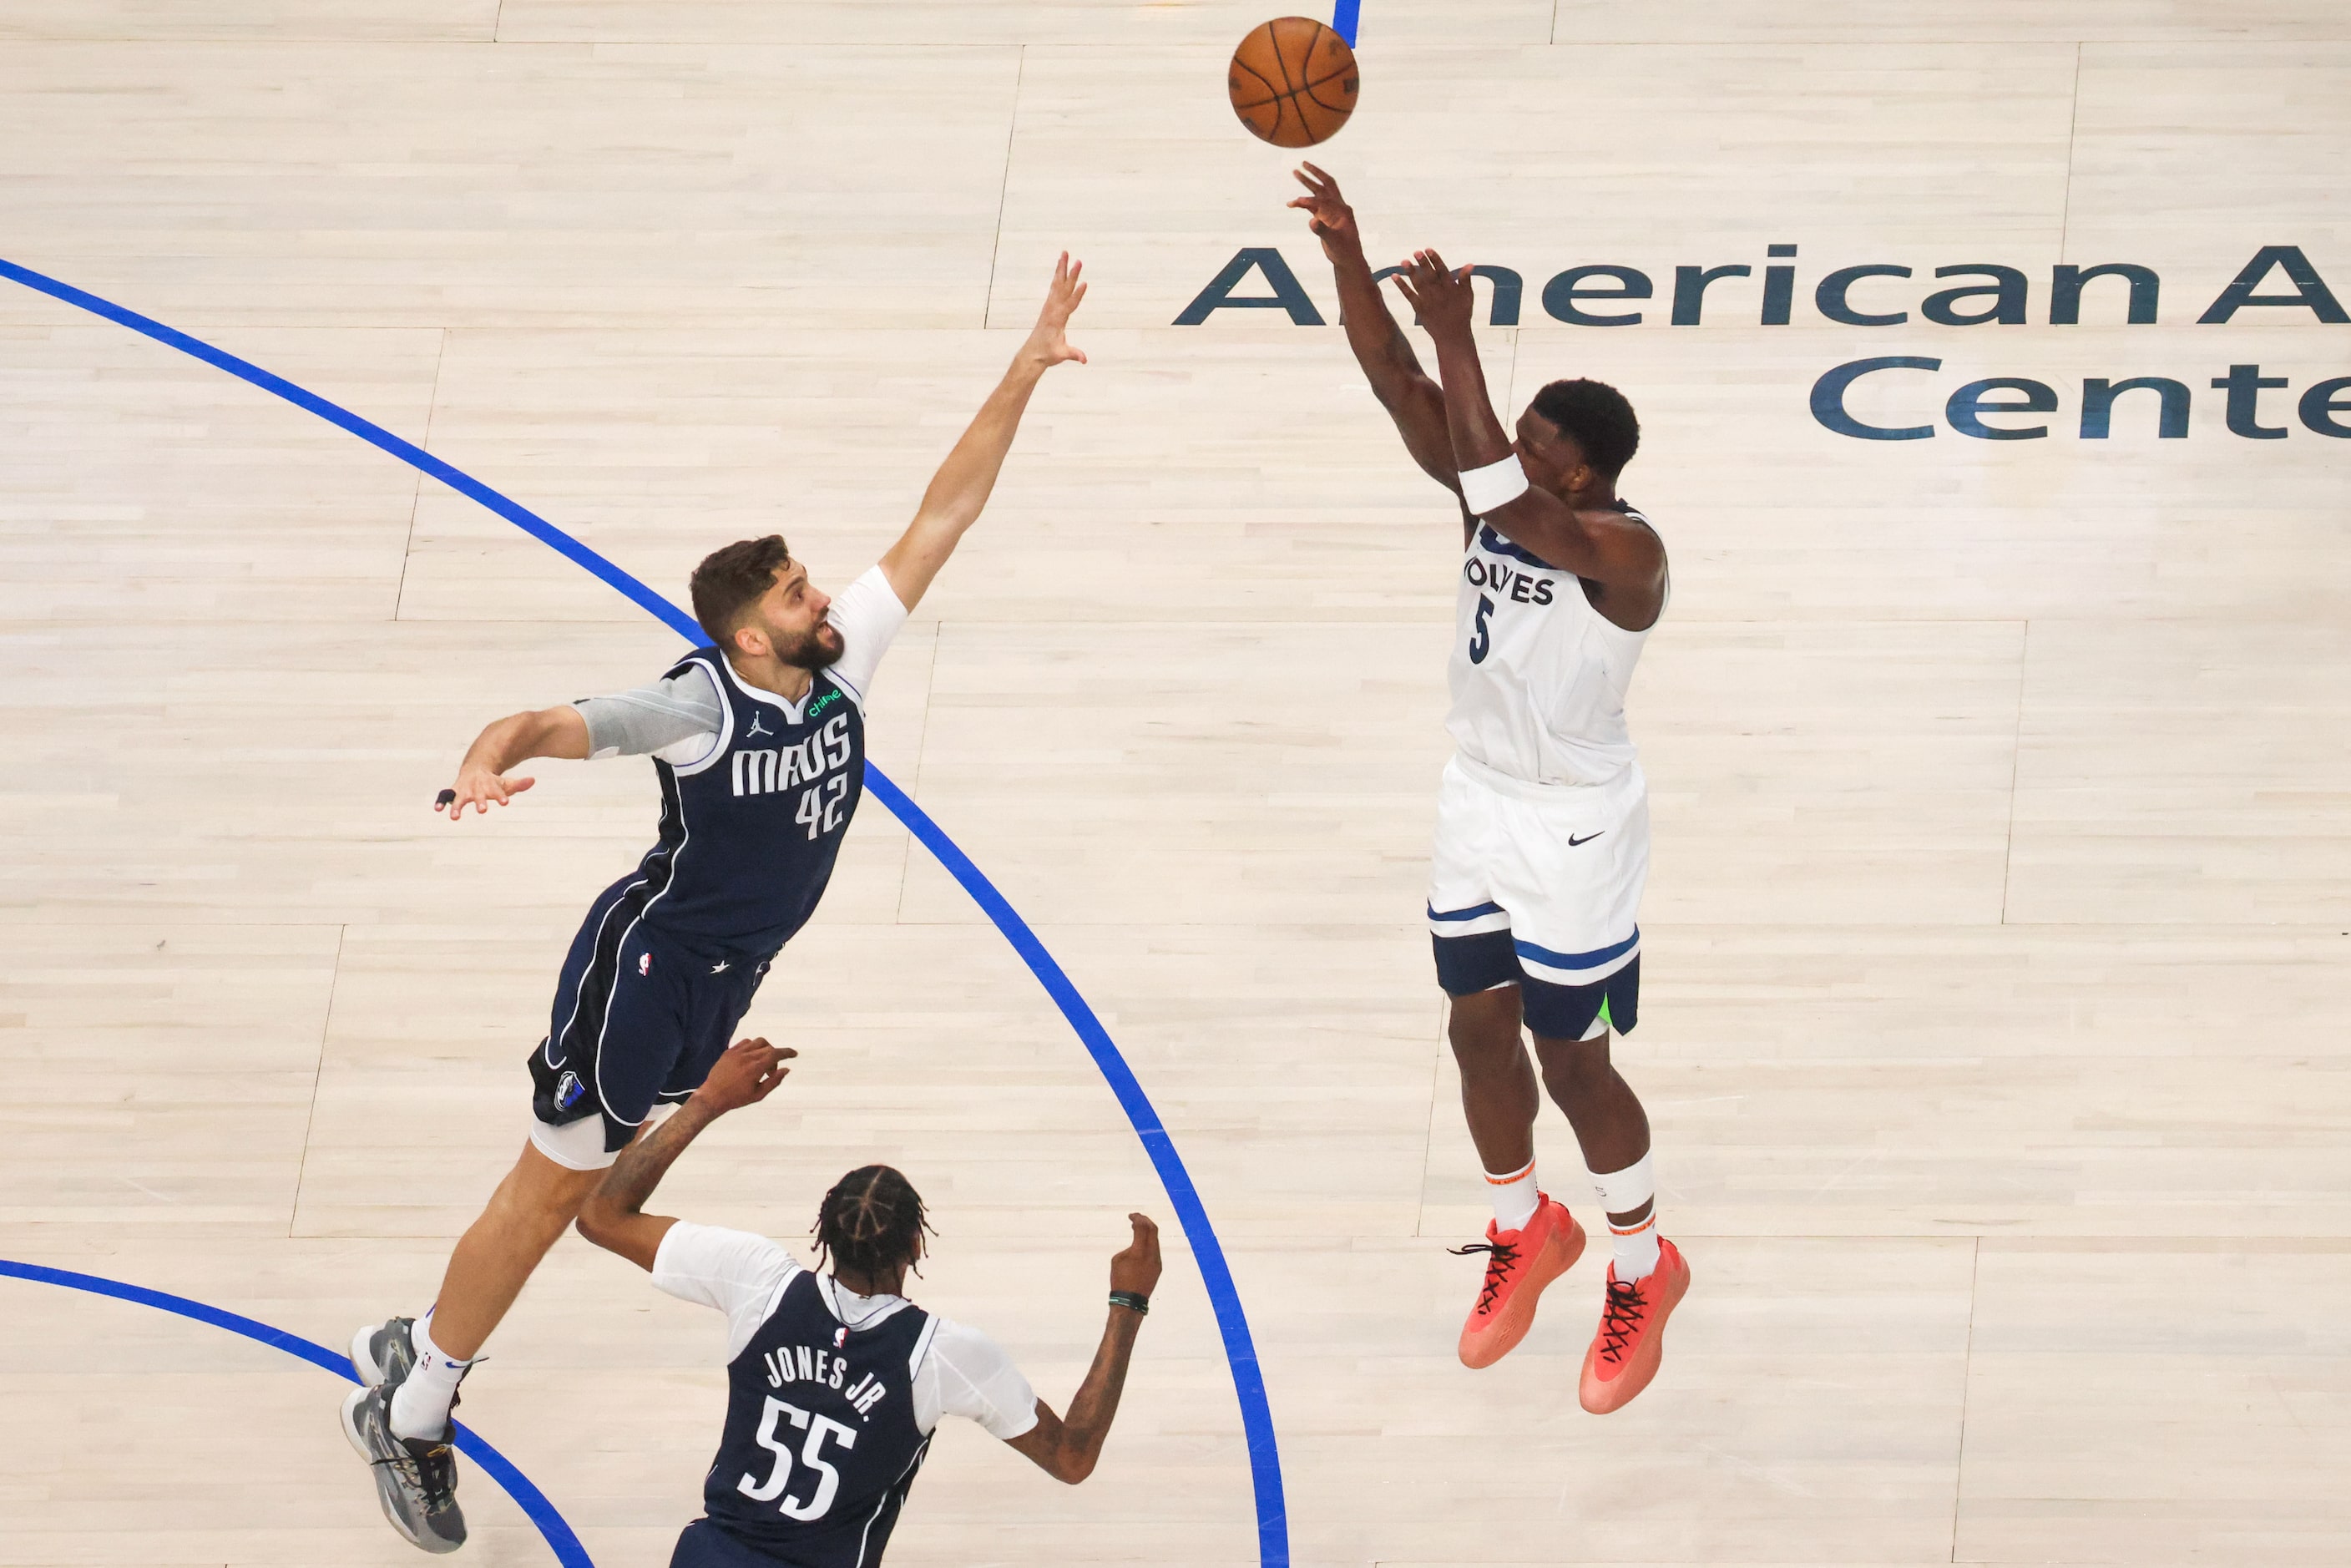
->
xmin=0 ymin=1258 xmax=592 ymax=1566
xmin=1333 ymin=0 xmax=1361 ymax=46
xmin=0 ymin=255 xmax=1289 ymax=1568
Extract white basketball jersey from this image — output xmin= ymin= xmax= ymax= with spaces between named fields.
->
xmin=1446 ymin=507 xmax=1661 ymax=788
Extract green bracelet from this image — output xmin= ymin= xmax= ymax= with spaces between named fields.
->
xmin=1108 ymin=1290 xmax=1150 ymax=1316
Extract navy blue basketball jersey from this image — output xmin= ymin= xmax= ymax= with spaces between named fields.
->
xmin=634 ymin=650 xmax=867 ymax=959
xmin=702 ymin=1270 xmax=937 ymax=1568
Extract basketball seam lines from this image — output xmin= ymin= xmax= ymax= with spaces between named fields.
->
xmin=1229 ymin=58 xmax=1284 ymax=113
xmin=1301 ymin=75 xmax=1356 ymax=117
xmin=1268 ymin=20 xmax=1308 ymax=141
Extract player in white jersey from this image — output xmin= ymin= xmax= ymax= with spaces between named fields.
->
xmin=1292 ymin=167 xmax=1689 ymax=1414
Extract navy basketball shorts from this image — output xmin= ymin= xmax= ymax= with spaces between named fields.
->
xmin=669 ymin=1519 xmax=784 ymax=1568
xmin=528 ymin=872 xmax=772 ymax=1169
xmin=1426 ymin=755 xmax=1648 ymax=1043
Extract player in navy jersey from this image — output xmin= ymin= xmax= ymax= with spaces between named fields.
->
xmin=341 ymin=257 xmax=1092 ymax=1554
xmin=574 ymin=1039 xmax=1162 ymax=1568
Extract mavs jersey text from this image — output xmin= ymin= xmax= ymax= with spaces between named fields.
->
xmin=652 ymin=1222 xmax=1039 ymax=1568
xmin=529 ymin=566 xmax=908 ymax=1164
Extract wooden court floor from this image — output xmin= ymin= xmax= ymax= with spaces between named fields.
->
xmin=2 ymin=3 xmax=2348 ymax=1564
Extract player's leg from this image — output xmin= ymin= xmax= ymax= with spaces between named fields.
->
xmin=340 ymin=1132 xmax=606 ymax=1546
xmin=1527 ymin=988 xmax=1687 ymax=1414
xmin=416 ymin=1143 xmax=608 ymax=1361
xmin=1440 ymin=973 xmax=1590 ymax=1368
xmin=1430 ymin=760 xmax=1590 ymax=1368
xmin=345 ymin=882 xmax=681 ymax=1548
xmin=1446 ymin=978 xmax=1537 ymax=1176
xmin=1512 ymin=781 xmax=1689 ymax=1414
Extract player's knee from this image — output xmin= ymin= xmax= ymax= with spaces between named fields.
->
xmin=1445 ymin=985 xmax=1521 ymax=1056
xmin=503 ymin=1148 xmax=607 ymax=1230
xmin=1537 ymin=1040 xmax=1612 ymax=1102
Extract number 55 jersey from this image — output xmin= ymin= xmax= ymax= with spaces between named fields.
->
xmin=654 ymin=1222 xmax=1040 ymax=1568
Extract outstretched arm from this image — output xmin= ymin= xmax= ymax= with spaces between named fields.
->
xmin=574 ymin=1039 xmax=796 ymax=1270
xmin=877 ymin=254 xmax=1088 ymax=611
xmin=1392 ymin=250 xmax=1663 ymax=592
xmin=437 ymin=706 xmax=591 ymax=822
xmin=1288 ymin=163 xmax=1460 ymax=495
xmin=1001 ymin=1214 xmax=1162 ymax=1484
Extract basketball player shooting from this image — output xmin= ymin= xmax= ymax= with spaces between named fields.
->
xmin=1289 ymin=166 xmax=1691 ymax=1413
xmin=340 ymin=257 xmax=1090 ymax=1552
xmin=574 ymin=1039 xmax=1163 ymax=1568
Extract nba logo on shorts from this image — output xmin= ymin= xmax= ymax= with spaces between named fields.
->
xmin=555 ymin=1070 xmax=585 ymax=1112
xmin=639 ymin=952 xmax=651 ymax=976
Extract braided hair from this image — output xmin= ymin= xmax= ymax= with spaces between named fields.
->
xmin=811 ymin=1165 xmax=932 ymax=1283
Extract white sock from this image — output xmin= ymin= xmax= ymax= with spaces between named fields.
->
xmin=1588 ymin=1154 xmax=1661 ymax=1282
xmin=388 ymin=1310 xmax=472 ymax=1443
xmin=1484 ymin=1157 xmax=1540 ymax=1232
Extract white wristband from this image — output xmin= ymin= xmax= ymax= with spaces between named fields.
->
xmin=1458 ymin=453 xmax=1529 ymax=516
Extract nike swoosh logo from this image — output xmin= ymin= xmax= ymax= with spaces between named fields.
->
xmin=1568 ymin=832 xmax=1604 ymax=847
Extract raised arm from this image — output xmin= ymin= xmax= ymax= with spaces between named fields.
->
xmin=574 ymin=1039 xmax=796 ymax=1270
xmin=1001 ymin=1214 xmax=1162 ymax=1484
xmin=1288 ymin=164 xmax=1460 ymax=495
xmin=436 ymin=706 xmax=590 ymax=822
xmin=1392 ymin=250 xmax=1665 ymax=597
xmin=877 ymin=254 xmax=1088 ymax=611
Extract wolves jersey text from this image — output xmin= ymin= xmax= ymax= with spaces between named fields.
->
xmin=1448 ymin=503 xmax=1662 ymax=788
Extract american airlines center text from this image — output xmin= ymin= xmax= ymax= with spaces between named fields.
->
xmin=1175 ymin=245 xmax=2350 ymax=443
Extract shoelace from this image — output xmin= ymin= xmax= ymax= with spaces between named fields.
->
xmin=410 ymin=1440 xmax=459 ymax=1509
xmin=370 ymin=1382 xmax=463 ymax=1512
xmin=1448 ymin=1237 xmax=1521 ymax=1314
xmin=375 ymin=1429 xmax=460 ymax=1510
xmin=1595 ymin=1277 xmax=1646 ymax=1363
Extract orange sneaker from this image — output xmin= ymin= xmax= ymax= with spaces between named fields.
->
xmin=1454 ymin=1195 xmax=1586 ymax=1369
xmin=1578 ymin=1237 xmax=1691 ymax=1414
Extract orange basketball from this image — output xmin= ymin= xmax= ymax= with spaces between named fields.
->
xmin=1228 ymin=17 xmax=1358 ymax=148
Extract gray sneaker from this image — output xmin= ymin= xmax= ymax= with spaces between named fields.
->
xmin=341 ymin=1344 xmax=466 ymax=1553
xmin=351 ymin=1316 xmax=418 ymax=1388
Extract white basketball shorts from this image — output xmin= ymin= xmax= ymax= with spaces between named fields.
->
xmin=1425 ymin=753 xmax=1649 ymax=1038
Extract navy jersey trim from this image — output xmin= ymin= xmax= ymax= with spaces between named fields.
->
xmin=848 ymin=1436 xmax=933 ymax=1568
xmin=544 ymin=873 xmax=648 ymax=1073
xmin=1473 ymin=501 xmax=1648 ymax=574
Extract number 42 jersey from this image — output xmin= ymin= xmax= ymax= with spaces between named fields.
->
xmin=635 ymin=645 xmax=868 ymax=959
xmin=1448 ymin=505 xmax=1663 ymax=790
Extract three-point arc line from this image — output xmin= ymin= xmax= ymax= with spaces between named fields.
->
xmin=0 ymin=250 xmax=1290 ymax=1568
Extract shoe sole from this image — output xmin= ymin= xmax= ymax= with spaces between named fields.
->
xmin=1458 ymin=1216 xmax=1587 ymax=1370
xmin=351 ymin=1323 xmax=390 ymax=1388
xmin=1577 ymin=1253 xmax=1692 ymax=1414
xmin=341 ymin=1383 xmax=463 ymax=1555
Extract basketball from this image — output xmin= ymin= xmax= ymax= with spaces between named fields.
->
xmin=1228 ymin=17 xmax=1358 ymax=148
